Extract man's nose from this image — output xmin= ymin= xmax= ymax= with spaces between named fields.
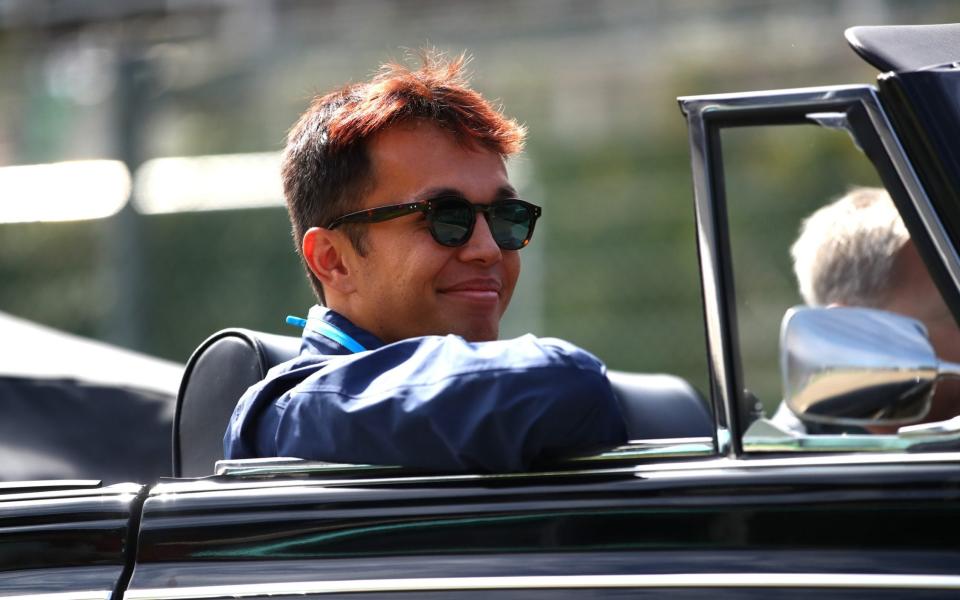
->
xmin=458 ymin=214 xmax=502 ymax=265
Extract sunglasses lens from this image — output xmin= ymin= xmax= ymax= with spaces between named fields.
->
xmin=429 ymin=198 xmax=538 ymax=249
xmin=431 ymin=199 xmax=474 ymax=246
xmin=490 ymin=201 xmax=534 ymax=250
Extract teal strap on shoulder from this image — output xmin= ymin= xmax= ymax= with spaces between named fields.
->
xmin=286 ymin=314 xmax=367 ymax=353
xmin=309 ymin=318 xmax=368 ymax=353
xmin=285 ymin=315 xmax=308 ymax=328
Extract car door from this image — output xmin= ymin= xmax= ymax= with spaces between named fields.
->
xmin=0 ymin=480 xmax=143 ymax=597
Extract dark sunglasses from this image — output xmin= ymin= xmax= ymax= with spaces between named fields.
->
xmin=326 ymin=196 xmax=542 ymax=250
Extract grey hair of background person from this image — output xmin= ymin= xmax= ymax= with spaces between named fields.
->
xmin=791 ymin=187 xmax=910 ymax=307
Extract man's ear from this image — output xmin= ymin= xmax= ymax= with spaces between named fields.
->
xmin=302 ymin=227 xmax=357 ymax=295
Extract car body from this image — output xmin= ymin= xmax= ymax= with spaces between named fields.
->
xmin=0 ymin=310 xmax=179 ymax=485
xmin=4 ymin=23 xmax=960 ymax=599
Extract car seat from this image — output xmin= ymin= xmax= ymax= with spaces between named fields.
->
xmin=172 ymin=329 xmax=300 ymax=477
xmin=173 ymin=329 xmax=714 ymax=477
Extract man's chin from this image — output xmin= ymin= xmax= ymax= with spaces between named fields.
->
xmin=450 ymin=320 xmax=500 ymax=343
xmin=434 ymin=298 xmax=503 ymax=341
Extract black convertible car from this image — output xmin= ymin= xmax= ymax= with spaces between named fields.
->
xmin=4 ymin=24 xmax=960 ymax=598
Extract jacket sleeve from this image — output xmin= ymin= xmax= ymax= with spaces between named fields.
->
xmin=251 ymin=334 xmax=627 ymax=472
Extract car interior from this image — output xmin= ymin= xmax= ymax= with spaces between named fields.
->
xmin=172 ymin=328 xmax=715 ymax=478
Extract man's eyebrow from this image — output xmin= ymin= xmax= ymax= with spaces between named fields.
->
xmin=415 ymin=185 xmax=519 ymax=202
xmin=415 ymin=187 xmax=461 ymax=201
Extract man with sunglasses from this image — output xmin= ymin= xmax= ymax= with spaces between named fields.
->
xmin=224 ymin=53 xmax=627 ymax=471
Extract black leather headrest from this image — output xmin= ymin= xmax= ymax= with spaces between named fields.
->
xmin=607 ymin=371 xmax=712 ymax=439
xmin=172 ymin=329 xmax=300 ymax=477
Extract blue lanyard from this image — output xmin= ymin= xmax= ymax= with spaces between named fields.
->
xmin=286 ymin=315 xmax=367 ymax=353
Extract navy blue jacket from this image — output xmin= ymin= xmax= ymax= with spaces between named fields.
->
xmin=224 ymin=306 xmax=627 ymax=472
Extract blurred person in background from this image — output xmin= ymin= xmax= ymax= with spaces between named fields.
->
xmin=224 ymin=52 xmax=628 ymax=471
xmin=774 ymin=187 xmax=960 ymax=432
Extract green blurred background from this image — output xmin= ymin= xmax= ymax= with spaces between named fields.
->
xmin=1 ymin=0 xmax=957 ymax=412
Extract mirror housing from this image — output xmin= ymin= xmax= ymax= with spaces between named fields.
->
xmin=780 ymin=306 xmax=959 ymax=426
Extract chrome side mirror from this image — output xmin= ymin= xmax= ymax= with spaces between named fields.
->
xmin=780 ymin=306 xmax=960 ymax=426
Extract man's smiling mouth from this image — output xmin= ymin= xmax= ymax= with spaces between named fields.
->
xmin=439 ymin=279 xmax=502 ymax=301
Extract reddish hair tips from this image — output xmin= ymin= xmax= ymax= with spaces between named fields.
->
xmin=319 ymin=51 xmax=525 ymax=156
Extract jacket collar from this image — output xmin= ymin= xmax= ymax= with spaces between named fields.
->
xmin=300 ymin=305 xmax=385 ymax=356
